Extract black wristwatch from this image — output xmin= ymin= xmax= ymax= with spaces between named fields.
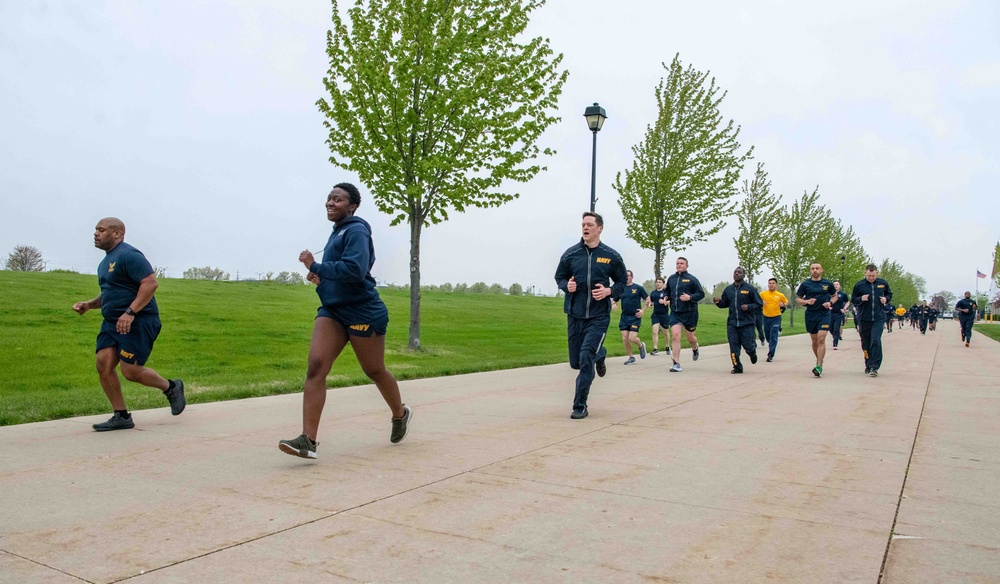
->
xmin=124 ymin=307 xmax=136 ymax=316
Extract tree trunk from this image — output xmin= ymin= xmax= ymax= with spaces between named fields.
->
xmin=408 ymin=216 xmax=422 ymax=350
xmin=654 ymin=246 xmax=663 ymax=279
xmin=788 ymin=281 xmax=798 ymax=327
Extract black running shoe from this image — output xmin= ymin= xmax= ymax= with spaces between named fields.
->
xmin=692 ymin=348 xmax=700 ymax=361
xmin=766 ymin=352 xmax=773 ymax=362
xmin=570 ymin=408 xmax=588 ymax=419
xmin=165 ymin=379 xmax=186 ymax=415
xmin=279 ymin=434 xmax=318 ymax=459
xmin=390 ymin=404 xmax=412 ymax=444
xmin=93 ymin=412 xmax=135 ymax=432
xmin=749 ymin=351 xmax=758 ymax=364
xmin=595 ymin=357 xmax=607 ymax=378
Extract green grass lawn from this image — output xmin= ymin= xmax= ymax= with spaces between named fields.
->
xmin=974 ymin=323 xmax=1000 ymax=343
xmin=1 ymin=271 xmax=806 ymax=425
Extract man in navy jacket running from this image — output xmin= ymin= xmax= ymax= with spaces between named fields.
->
xmin=713 ymin=266 xmax=763 ymax=373
xmin=851 ymin=264 xmax=893 ymax=377
xmin=555 ymin=212 xmax=627 ymax=420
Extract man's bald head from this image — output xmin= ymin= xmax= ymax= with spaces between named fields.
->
xmin=99 ymin=217 xmax=125 ymax=233
xmin=94 ymin=217 xmax=126 ymax=251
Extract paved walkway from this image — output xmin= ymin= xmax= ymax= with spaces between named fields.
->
xmin=1 ymin=320 xmax=997 ymax=583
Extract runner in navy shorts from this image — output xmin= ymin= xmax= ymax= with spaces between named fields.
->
xmin=647 ymin=277 xmax=671 ymax=356
xmin=73 ymin=217 xmax=185 ymax=432
xmin=316 ymin=302 xmax=388 ymax=337
xmin=614 ymin=270 xmax=648 ymax=365
xmin=96 ymin=317 xmax=162 ymax=365
xmin=279 ymin=183 xmax=410 ymax=461
xmin=795 ymin=262 xmax=834 ymax=377
xmin=804 ymin=310 xmax=832 ymax=335
xmin=668 ymin=310 xmax=698 ymax=332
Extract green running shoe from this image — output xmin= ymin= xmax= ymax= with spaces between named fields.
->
xmin=391 ymin=404 xmax=412 ymax=444
xmin=279 ymin=434 xmax=318 ymax=459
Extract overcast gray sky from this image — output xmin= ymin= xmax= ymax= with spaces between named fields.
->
xmin=2 ymin=0 xmax=998 ymax=298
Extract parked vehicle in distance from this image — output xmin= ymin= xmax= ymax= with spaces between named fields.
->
xmin=941 ymin=310 xmax=954 ymax=319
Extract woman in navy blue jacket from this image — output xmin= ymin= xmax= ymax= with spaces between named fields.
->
xmin=279 ymin=183 xmax=411 ymax=460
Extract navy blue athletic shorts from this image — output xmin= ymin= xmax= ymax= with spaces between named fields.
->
xmin=650 ymin=313 xmax=670 ymax=328
xmin=317 ymin=301 xmax=389 ymax=337
xmin=804 ymin=311 xmax=832 ymax=335
xmin=96 ymin=317 xmax=162 ymax=365
xmin=668 ymin=311 xmax=698 ymax=331
xmin=619 ymin=315 xmax=642 ymax=332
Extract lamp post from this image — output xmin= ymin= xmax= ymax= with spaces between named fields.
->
xmin=584 ymin=102 xmax=607 ymax=212
xmin=840 ymin=255 xmax=846 ymax=284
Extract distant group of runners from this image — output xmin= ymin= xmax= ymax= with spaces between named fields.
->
xmin=71 ymin=202 xmax=980 ymax=453
xmin=553 ymin=212 xmax=982 ymax=419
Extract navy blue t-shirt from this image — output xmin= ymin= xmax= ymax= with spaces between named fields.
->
xmin=618 ymin=284 xmax=648 ymax=316
xmin=649 ymin=289 xmax=669 ymax=315
xmin=955 ymin=298 xmax=977 ymax=321
xmin=98 ymin=242 xmax=158 ymax=322
xmin=830 ymin=291 xmax=849 ymax=312
xmin=796 ymin=278 xmax=834 ymax=313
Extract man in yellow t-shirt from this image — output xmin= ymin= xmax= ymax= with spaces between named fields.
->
xmin=759 ymin=278 xmax=789 ymax=362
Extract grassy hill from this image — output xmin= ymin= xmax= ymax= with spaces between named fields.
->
xmin=1 ymin=271 xmax=805 ymax=425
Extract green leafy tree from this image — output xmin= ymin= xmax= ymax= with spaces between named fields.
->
xmin=709 ymin=281 xmax=728 ymax=301
xmin=318 ymin=0 xmax=567 ymax=349
xmin=508 ymin=282 xmax=523 ymax=296
xmin=767 ymin=188 xmax=833 ymax=327
xmin=992 ymin=242 xmax=1000 ymax=290
xmin=4 ymin=245 xmax=44 ymax=272
xmin=698 ymin=286 xmax=714 ymax=305
xmin=876 ymin=259 xmax=923 ymax=309
xmin=469 ymin=281 xmax=489 ymax=294
xmin=613 ymin=53 xmax=752 ymax=278
xmin=733 ymin=163 xmax=781 ymax=287
xmin=764 ymin=187 xmax=868 ymax=325
xmin=812 ymin=218 xmax=868 ymax=288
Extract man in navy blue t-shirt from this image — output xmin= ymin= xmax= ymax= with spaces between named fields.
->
xmin=646 ymin=277 xmax=672 ymax=356
xmin=829 ymin=281 xmax=850 ymax=349
xmin=612 ymin=270 xmax=648 ymax=365
xmin=955 ymin=291 xmax=978 ymax=347
xmin=73 ymin=217 xmax=185 ymax=431
xmin=796 ymin=262 xmax=834 ymax=377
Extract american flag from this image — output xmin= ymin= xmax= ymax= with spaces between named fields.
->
xmin=977 ymin=270 xmax=987 ymax=279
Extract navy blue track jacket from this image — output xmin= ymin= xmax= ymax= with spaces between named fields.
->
xmin=851 ymin=277 xmax=893 ymax=322
xmin=715 ymin=281 xmax=762 ymax=327
xmin=555 ymin=239 xmax=627 ymax=319
xmin=665 ymin=271 xmax=704 ymax=313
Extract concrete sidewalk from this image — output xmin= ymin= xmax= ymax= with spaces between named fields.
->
xmin=1 ymin=320 xmax=997 ymax=583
